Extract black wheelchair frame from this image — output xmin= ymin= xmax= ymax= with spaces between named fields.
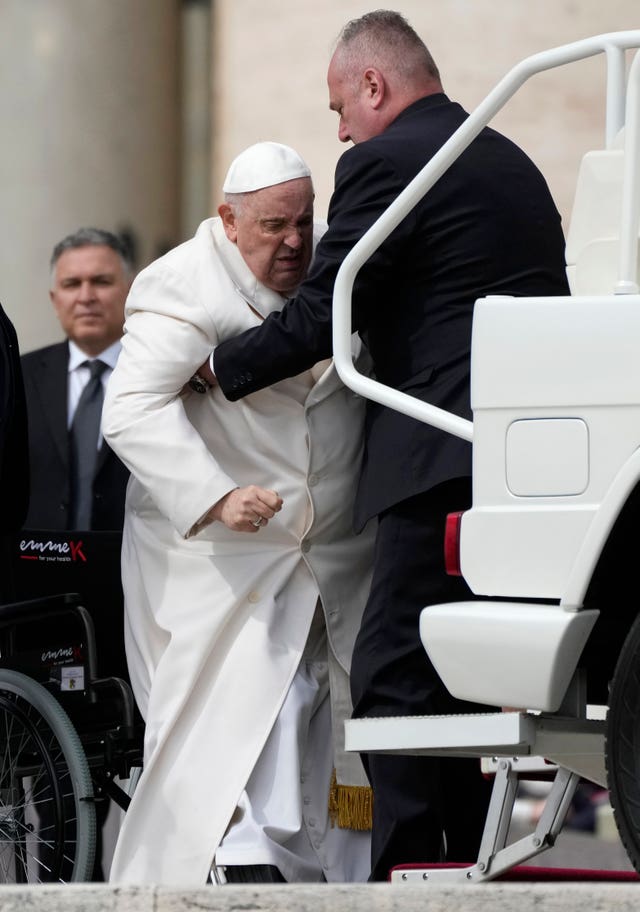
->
xmin=0 ymin=591 xmax=144 ymax=883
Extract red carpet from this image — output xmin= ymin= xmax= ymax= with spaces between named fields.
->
xmin=391 ymin=863 xmax=640 ymax=881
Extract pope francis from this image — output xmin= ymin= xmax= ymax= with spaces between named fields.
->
xmin=102 ymin=143 xmax=375 ymax=885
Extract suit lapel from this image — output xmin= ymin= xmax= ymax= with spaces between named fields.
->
xmin=94 ymin=439 xmax=113 ymax=477
xmin=36 ymin=342 xmax=71 ymax=468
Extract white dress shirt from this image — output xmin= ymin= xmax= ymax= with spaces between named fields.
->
xmin=67 ymin=339 xmax=122 ymax=438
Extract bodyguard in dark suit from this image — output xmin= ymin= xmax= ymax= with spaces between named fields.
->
xmin=21 ymin=228 xmax=132 ymax=531
xmin=205 ymin=12 xmax=570 ymax=878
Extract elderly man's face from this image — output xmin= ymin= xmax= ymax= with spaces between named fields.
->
xmin=50 ymin=244 xmax=131 ymax=357
xmin=219 ymin=177 xmax=314 ymax=295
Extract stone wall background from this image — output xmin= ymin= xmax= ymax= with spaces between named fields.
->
xmin=213 ymin=1 xmax=638 ymax=226
xmin=2 ymin=1 xmax=637 ymax=350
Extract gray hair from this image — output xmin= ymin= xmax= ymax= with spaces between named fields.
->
xmin=223 ymin=192 xmax=248 ymax=215
xmin=50 ymin=227 xmax=134 ymax=278
xmin=335 ymin=9 xmax=440 ymax=85
xmin=223 ymin=183 xmax=314 ymax=216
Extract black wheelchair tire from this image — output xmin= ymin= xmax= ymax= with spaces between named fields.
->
xmin=605 ymin=610 xmax=640 ymax=874
xmin=0 ymin=669 xmax=96 ymax=882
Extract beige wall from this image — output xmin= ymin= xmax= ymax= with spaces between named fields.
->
xmin=212 ymin=1 xmax=638 ymax=228
xmin=4 ymin=2 xmax=637 ymax=355
xmin=1 ymin=0 xmax=181 ymax=353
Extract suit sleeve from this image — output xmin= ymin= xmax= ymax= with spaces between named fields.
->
xmin=102 ymin=266 xmax=239 ymax=537
xmin=214 ymin=146 xmax=408 ymax=401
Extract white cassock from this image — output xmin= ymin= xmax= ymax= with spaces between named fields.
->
xmin=103 ymin=217 xmax=375 ymax=885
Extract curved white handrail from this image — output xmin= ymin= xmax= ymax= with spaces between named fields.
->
xmin=332 ymin=31 xmax=640 ymax=441
xmin=617 ymin=47 xmax=640 ymax=294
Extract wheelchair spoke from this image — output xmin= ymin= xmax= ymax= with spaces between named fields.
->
xmin=0 ymin=676 xmax=95 ymax=882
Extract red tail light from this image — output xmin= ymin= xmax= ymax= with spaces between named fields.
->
xmin=444 ymin=511 xmax=464 ymax=576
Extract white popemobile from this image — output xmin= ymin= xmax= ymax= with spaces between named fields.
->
xmin=339 ymin=31 xmax=640 ymax=883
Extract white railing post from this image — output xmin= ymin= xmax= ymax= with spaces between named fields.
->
xmin=616 ymin=49 xmax=640 ymax=295
xmin=605 ymin=43 xmax=628 ymax=148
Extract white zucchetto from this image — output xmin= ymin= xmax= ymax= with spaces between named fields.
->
xmin=222 ymin=142 xmax=311 ymax=194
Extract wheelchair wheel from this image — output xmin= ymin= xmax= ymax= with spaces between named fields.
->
xmin=0 ymin=669 xmax=96 ymax=882
xmin=605 ymin=611 xmax=640 ymax=874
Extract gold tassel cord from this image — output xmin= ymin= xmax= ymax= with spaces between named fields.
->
xmin=328 ymin=768 xmax=373 ymax=831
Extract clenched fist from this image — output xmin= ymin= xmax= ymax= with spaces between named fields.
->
xmin=212 ymin=485 xmax=283 ymax=532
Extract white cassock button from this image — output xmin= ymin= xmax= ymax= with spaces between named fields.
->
xmin=308 ymin=474 xmax=319 ymax=487
xmin=248 ymin=591 xmax=260 ymax=603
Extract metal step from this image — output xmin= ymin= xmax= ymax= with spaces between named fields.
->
xmin=345 ymin=712 xmax=606 ymax=785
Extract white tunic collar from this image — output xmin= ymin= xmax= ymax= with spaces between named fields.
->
xmin=209 ymin=218 xmax=287 ymax=320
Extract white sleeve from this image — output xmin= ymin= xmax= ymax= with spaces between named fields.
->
xmin=103 ymin=263 xmax=238 ymax=538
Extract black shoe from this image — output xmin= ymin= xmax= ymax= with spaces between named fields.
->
xmin=223 ymin=864 xmax=286 ymax=883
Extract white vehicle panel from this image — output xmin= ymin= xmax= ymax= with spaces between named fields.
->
xmin=419 ymin=602 xmax=599 ymax=712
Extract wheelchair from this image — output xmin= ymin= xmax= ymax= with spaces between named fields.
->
xmin=0 ymin=531 xmax=144 ymax=883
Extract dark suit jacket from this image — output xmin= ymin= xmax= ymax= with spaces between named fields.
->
xmin=21 ymin=341 xmax=129 ymax=531
xmin=0 ymin=304 xmax=29 ymax=534
xmin=0 ymin=304 xmax=29 ymax=602
xmin=214 ymin=94 xmax=570 ymax=529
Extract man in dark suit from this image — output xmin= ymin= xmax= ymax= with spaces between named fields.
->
xmin=22 ymin=228 xmax=132 ymax=531
xmin=20 ymin=228 xmax=133 ymax=882
xmin=198 ymin=11 xmax=571 ymax=879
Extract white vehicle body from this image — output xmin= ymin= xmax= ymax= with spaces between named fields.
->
xmin=337 ymin=31 xmax=640 ymax=880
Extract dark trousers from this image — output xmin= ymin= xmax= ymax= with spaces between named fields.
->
xmin=350 ymin=479 xmax=493 ymax=881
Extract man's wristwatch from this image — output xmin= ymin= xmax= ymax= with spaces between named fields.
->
xmin=188 ymin=372 xmax=213 ymax=394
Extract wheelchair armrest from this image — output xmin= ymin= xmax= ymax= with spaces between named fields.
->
xmin=91 ymin=675 xmax=136 ymax=734
xmin=0 ymin=592 xmax=81 ymax=624
xmin=0 ymin=592 xmax=99 ymax=684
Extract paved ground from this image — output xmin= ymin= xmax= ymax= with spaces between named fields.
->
xmin=510 ymin=800 xmax=634 ymax=871
xmin=1 ymin=883 xmax=639 ymax=912
xmin=520 ymin=827 xmax=633 ymax=871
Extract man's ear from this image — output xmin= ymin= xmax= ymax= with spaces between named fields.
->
xmin=49 ymin=288 xmax=61 ymax=316
xmin=363 ymin=67 xmax=385 ymax=109
xmin=218 ymin=203 xmax=238 ymax=243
